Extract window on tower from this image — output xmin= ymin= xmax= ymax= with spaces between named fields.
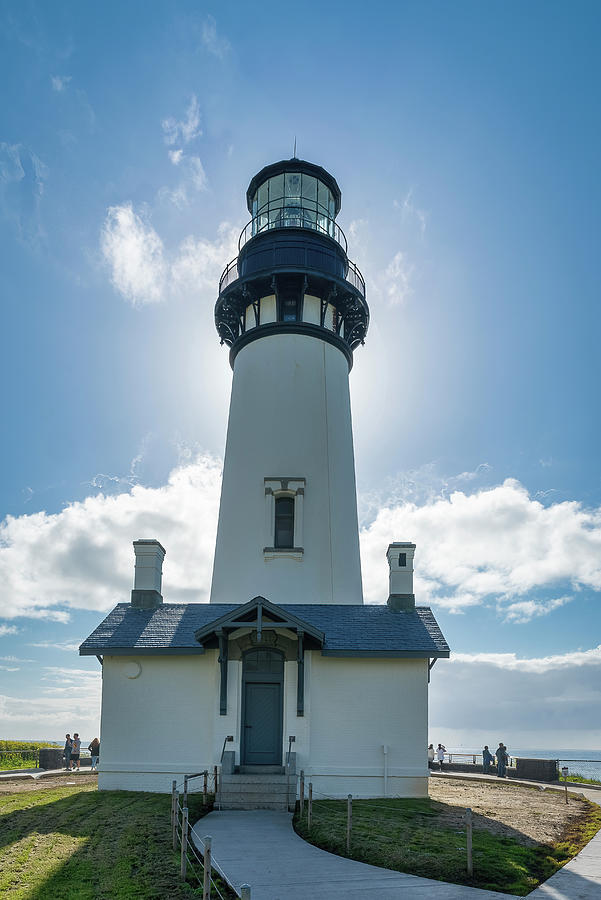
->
xmin=274 ymin=497 xmax=295 ymax=548
xmin=264 ymin=478 xmax=305 ymax=559
xmin=281 ymin=296 xmax=298 ymax=322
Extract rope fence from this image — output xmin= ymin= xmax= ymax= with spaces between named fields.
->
xmin=170 ymin=770 xmax=247 ymax=899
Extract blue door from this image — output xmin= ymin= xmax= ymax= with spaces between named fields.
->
xmin=242 ymin=649 xmax=284 ymax=765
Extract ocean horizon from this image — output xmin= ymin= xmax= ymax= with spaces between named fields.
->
xmin=444 ymin=747 xmax=601 ymax=779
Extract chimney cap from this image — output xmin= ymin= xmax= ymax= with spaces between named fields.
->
xmin=133 ymin=539 xmax=166 ymax=555
xmin=387 ymin=542 xmax=416 ymax=550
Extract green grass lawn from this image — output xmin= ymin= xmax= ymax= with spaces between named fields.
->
xmin=294 ymin=795 xmax=601 ymax=896
xmin=0 ymin=782 xmax=236 ymax=899
xmin=566 ymin=772 xmax=601 ymax=786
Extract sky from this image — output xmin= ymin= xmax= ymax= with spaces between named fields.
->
xmin=1 ymin=0 xmax=600 ymax=750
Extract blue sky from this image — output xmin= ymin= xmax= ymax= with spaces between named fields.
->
xmin=1 ymin=1 xmax=600 ymax=749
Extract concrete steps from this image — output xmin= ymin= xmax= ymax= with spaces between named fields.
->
xmin=218 ymin=771 xmax=296 ymax=810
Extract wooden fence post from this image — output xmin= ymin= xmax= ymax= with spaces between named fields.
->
xmin=346 ymin=794 xmax=352 ymax=855
xmin=214 ymin=765 xmax=218 ymax=794
xmin=183 ymin=775 xmax=188 ymax=809
xmin=300 ymin=770 xmax=305 ymax=815
xmin=180 ymin=807 xmax=188 ymax=880
xmin=171 ymin=780 xmax=177 ymax=834
xmin=172 ymin=788 xmax=179 ymax=851
xmin=240 ymin=885 xmax=251 ymax=900
xmin=203 ymin=835 xmax=212 ymax=900
xmin=308 ymin=782 xmax=312 ymax=830
xmin=466 ymin=807 xmax=473 ymax=875
xmin=203 ymin=770 xmax=208 ymax=804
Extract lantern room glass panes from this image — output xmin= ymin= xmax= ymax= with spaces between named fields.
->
xmin=251 ymin=172 xmax=336 ymax=240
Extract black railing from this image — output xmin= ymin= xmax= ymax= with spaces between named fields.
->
xmin=238 ymin=213 xmax=348 ymax=254
xmin=218 ymin=254 xmax=366 ymax=300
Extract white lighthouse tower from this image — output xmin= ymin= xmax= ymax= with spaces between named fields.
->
xmin=210 ymin=160 xmax=369 ymax=606
xmin=82 ymin=157 xmax=449 ymax=802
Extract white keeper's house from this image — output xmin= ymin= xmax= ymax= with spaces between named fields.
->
xmin=80 ymin=158 xmax=450 ymax=806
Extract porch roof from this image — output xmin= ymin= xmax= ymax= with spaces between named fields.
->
xmin=79 ymin=601 xmax=450 ymax=658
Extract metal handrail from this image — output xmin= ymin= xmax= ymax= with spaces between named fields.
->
xmin=219 ymin=258 xmax=239 ymax=292
xmin=218 ymin=253 xmax=366 ymax=301
xmin=238 ymin=213 xmax=348 ymax=254
xmin=220 ymin=735 xmax=234 ymax=763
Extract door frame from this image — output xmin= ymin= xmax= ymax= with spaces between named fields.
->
xmin=240 ymin=647 xmax=284 ymax=766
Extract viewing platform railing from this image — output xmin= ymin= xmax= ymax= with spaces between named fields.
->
xmin=218 ymin=252 xmax=366 ymax=300
xmin=238 ymin=212 xmax=348 ymax=253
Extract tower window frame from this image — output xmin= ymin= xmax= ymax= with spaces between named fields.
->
xmin=264 ymin=478 xmax=305 ymax=560
xmin=274 ymin=496 xmax=295 ymax=548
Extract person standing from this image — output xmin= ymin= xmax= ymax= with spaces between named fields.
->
xmin=427 ymin=744 xmax=435 ymax=768
xmin=496 ymin=742 xmax=507 ymax=777
xmin=88 ymin=737 xmax=100 ymax=771
xmin=71 ymin=733 xmax=81 ymax=772
xmin=436 ymin=743 xmax=446 ymax=770
xmin=63 ymin=734 xmax=73 ymax=771
xmin=482 ymin=745 xmax=493 ymax=774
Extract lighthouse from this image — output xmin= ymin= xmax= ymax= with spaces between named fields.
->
xmin=81 ymin=157 xmax=449 ymax=801
xmin=210 ymin=159 xmax=368 ymax=606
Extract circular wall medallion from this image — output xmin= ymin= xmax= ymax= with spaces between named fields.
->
xmin=124 ymin=661 xmax=141 ymax=679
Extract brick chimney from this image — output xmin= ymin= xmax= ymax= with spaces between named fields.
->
xmin=131 ymin=539 xmax=166 ymax=609
xmin=386 ymin=542 xmax=416 ymax=611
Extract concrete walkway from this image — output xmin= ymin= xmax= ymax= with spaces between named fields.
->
xmin=192 ymin=777 xmax=601 ymax=900
xmin=191 ymin=810 xmax=514 ymax=899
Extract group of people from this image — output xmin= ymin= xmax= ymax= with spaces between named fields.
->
xmin=483 ymin=742 xmax=510 ymax=777
xmin=63 ymin=734 xmax=100 ymax=772
xmin=428 ymin=741 xmax=510 ymax=777
xmin=428 ymin=743 xmax=447 ymax=769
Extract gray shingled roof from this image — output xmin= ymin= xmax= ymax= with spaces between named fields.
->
xmin=79 ymin=603 xmax=449 ymax=658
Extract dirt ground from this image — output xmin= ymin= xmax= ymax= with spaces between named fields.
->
xmin=429 ymin=776 xmax=592 ymax=846
xmin=0 ymin=773 xmax=97 ymax=794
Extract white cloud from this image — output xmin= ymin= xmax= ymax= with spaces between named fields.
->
xmin=30 ymin=640 xmax=81 ymax=653
xmin=171 ymin=223 xmax=238 ymax=292
xmin=0 ymin=665 xmax=19 ymax=672
xmin=51 ymin=75 xmax=71 ymax=92
xmin=360 ymin=477 xmax=601 ymax=620
xmin=162 ymin=96 xmax=202 ymax=147
xmin=451 ymin=645 xmax=601 ymax=674
xmin=347 ymin=219 xmax=414 ymax=308
xmin=430 ymin=646 xmax=601 ymax=747
xmin=384 ymin=251 xmax=413 ymax=306
xmin=100 ymin=203 xmax=167 ymax=306
xmin=160 ymin=154 xmax=208 ymax=207
xmin=0 ymin=454 xmax=222 ymax=619
xmin=201 ymin=15 xmax=230 ymax=59
xmin=3 ymin=457 xmax=601 ymax=630
xmin=101 ymin=200 xmax=236 ymax=305
xmin=0 ymin=667 xmax=102 ymax=739
xmin=503 ymin=595 xmax=571 ymax=624
xmin=0 ymin=143 xmax=47 ymax=242
xmin=0 ymin=625 xmax=19 ymax=637
xmin=394 ymin=188 xmax=427 ymax=234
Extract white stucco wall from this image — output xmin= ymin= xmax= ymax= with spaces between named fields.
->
xmin=210 ymin=332 xmax=363 ymax=606
xmin=98 ymin=653 xmax=218 ymax=793
xmin=97 ymin=647 xmax=429 ymax=798
xmin=300 ymin=653 xmax=429 ymax=798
